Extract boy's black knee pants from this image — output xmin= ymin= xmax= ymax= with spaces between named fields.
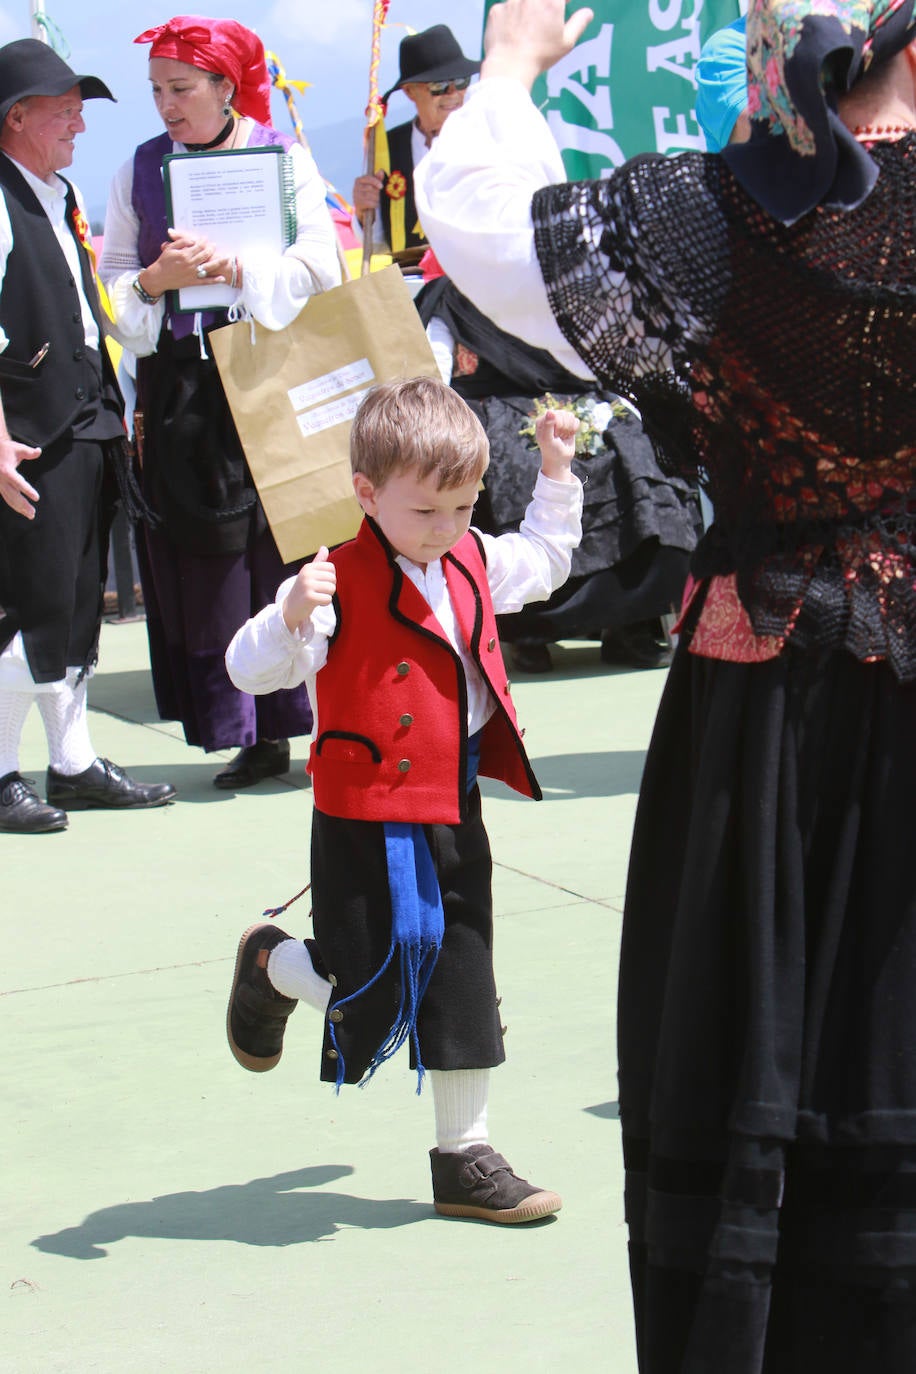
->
xmin=310 ymin=785 xmax=507 ymax=1084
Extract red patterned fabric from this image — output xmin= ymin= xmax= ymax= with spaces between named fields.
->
xmin=688 ymin=574 xmax=785 ymax=663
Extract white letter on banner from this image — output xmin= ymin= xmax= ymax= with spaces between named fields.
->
xmin=649 ymin=0 xmax=684 ymax=31
xmin=646 ymin=31 xmax=702 ymax=83
xmin=653 ymin=106 xmax=706 ymax=153
xmin=545 ymin=25 xmax=615 ymax=129
xmin=547 ymin=112 xmax=626 ymax=170
xmin=544 ymin=24 xmax=625 ymax=172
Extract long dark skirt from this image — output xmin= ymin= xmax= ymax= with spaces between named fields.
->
xmin=469 ymin=400 xmax=698 ymax=642
xmin=619 ymin=636 xmax=916 ymax=1372
xmin=137 ymin=522 xmax=312 ymax=752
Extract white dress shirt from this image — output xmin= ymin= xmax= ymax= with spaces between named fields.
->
xmin=414 ymin=78 xmax=599 ymax=382
xmin=226 ymin=470 xmax=583 ymax=739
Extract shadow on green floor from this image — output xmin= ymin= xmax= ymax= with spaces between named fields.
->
xmin=30 ymin=1164 xmax=436 ymax=1259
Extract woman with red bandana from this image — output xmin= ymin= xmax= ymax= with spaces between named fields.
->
xmin=100 ymin=17 xmax=340 ymax=788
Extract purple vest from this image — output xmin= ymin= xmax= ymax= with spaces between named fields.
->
xmin=131 ymin=124 xmax=293 ymax=342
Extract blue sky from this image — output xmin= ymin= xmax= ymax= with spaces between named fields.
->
xmin=0 ymin=1 xmax=486 ymax=223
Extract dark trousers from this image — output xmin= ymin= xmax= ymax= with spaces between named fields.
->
xmin=310 ymin=786 xmax=507 ymax=1085
xmin=0 ymin=436 xmax=106 ymax=681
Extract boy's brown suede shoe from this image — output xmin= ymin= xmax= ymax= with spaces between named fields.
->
xmin=226 ymin=923 xmax=298 ymax=1072
xmin=430 ymin=1144 xmax=562 ymax=1224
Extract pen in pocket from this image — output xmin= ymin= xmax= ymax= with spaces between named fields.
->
xmin=28 ymin=342 xmax=49 ymax=368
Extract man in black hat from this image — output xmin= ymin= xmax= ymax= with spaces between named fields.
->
xmin=0 ymin=38 xmax=175 ymax=833
xmin=352 ymin=25 xmax=480 ymax=255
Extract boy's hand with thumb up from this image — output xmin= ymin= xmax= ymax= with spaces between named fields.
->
xmin=282 ymin=546 xmax=337 ymax=631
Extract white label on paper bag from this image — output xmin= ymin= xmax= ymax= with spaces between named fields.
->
xmin=295 ymin=388 xmax=372 ymax=438
xmin=287 ymin=358 xmax=375 ymax=414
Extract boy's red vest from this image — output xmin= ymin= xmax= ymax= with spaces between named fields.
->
xmin=307 ymin=518 xmax=541 ymax=824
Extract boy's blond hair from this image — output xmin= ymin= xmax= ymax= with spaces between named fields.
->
xmin=350 ymin=376 xmax=489 ymax=489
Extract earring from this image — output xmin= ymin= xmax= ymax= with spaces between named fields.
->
xmin=223 ymin=88 xmax=234 ymax=117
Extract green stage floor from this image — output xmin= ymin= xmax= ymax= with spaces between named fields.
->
xmin=3 ymin=617 xmax=667 ymax=1373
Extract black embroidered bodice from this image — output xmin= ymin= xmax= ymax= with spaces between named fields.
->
xmin=532 ymin=136 xmax=916 ymax=679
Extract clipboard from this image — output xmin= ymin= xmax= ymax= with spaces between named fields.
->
xmin=163 ymin=144 xmax=296 ymax=313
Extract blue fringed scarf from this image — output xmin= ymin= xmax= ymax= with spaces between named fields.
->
xmin=327 ymin=731 xmax=482 ymax=1091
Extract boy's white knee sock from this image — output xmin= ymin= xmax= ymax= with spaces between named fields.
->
xmin=0 ymin=690 xmax=35 ymax=777
xmin=430 ymin=1068 xmax=490 ymax=1153
xmin=267 ymin=937 xmax=332 ymax=1013
xmin=37 ymin=677 xmax=97 ymax=775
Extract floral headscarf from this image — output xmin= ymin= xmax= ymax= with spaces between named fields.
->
xmin=723 ymin=0 xmax=916 ymax=222
xmin=135 ymin=16 xmax=273 ymax=126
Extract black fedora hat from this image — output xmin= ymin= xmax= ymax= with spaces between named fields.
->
xmin=383 ymin=25 xmax=480 ymax=102
xmin=0 ymin=39 xmax=114 ymax=125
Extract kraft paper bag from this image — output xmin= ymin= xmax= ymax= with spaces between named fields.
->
xmin=209 ymin=264 xmax=440 ymax=562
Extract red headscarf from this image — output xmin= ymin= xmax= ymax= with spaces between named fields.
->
xmin=134 ymin=15 xmax=273 ymax=126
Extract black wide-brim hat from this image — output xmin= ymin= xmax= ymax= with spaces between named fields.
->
xmin=0 ymin=38 xmax=115 ymax=125
xmin=382 ymin=24 xmax=481 ymax=102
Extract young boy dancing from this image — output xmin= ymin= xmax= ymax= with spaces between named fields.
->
xmin=225 ymin=377 xmax=582 ymax=1223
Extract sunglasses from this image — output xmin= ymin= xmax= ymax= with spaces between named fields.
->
xmin=426 ymin=76 xmax=472 ymax=96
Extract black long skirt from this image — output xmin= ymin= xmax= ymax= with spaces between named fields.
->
xmin=135 ymin=336 xmax=312 ymax=751
xmin=619 ymin=636 xmax=916 ymax=1372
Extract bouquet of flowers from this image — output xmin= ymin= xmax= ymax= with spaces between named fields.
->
xmin=519 ymin=393 xmax=628 ymax=457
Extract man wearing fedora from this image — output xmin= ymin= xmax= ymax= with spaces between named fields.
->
xmin=352 ymin=25 xmax=480 ymax=255
xmin=0 ymin=38 xmax=176 ymax=833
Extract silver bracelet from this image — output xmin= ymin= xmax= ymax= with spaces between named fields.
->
xmin=131 ymin=275 xmax=160 ymax=305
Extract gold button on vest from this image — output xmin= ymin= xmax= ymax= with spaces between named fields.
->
xmin=396 ymin=661 xmax=410 ymax=676
xmin=397 ymin=758 xmax=411 ymax=773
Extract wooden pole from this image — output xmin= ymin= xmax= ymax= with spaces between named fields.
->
xmin=360 ymin=0 xmax=390 ymax=277
xmin=359 ymin=123 xmax=377 ymax=278
xmin=266 ymin=49 xmax=352 ymax=281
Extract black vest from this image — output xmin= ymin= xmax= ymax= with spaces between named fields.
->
xmin=0 ymin=154 xmax=122 ymax=448
xmin=381 ymin=120 xmax=427 ymax=252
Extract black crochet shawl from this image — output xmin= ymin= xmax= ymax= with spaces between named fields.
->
xmin=532 ymin=136 xmax=916 ymax=680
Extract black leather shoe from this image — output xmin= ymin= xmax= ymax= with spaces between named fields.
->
xmin=0 ymin=772 xmax=68 ymax=833
xmin=213 ymin=739 xmax=291 ymax=790
xmin=227 ymin=922 xmax=298 ymax=1072
xmin=510 ymin=641 xmax=553 ymax=674
xmin=601 ymin=619 xmax=674 ymax=670
xmin=46 ymin=758 xmax=176 ymax=810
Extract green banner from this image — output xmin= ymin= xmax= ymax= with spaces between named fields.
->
xmin=482 ymin=1 xmax=745 ymax=178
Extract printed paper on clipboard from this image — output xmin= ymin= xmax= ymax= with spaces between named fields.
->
xmin=163 ymin=145 xmax=296 ymax=313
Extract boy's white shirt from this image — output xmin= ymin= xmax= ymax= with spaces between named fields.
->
xmin=226 ymin=470 xmax=583 ymax=737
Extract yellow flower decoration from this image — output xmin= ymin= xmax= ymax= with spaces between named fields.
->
xmin=385 ymin=171 xmax=408 ymax=201
xmin=71 ymin=205 xmax=97 ymax=271
xmin=71 ymin=206 xmax=91 ymax=248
